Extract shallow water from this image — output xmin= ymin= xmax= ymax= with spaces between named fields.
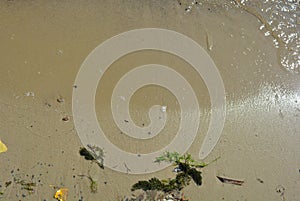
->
xmin=0 ymin=1 xmax=299 ymax=201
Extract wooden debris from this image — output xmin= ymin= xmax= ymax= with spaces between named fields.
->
xmin=216 ymin=176 xmax=244 ymax=186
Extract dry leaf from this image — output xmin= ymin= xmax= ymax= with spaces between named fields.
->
xmin=54 ymin=188 xmax=68 ymax=201
xmin=0 ymin=140 xmax=8 ymax=153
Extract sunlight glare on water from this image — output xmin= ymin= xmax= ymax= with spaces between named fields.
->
xmin=183 ymin=0 xmax=300 ymax=73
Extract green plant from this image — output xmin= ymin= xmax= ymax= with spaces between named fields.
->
xmin=78 ymin=174 xmax=98 ymax=193
xmin=132 ymin=152 xmax=219 ymax=193
xmin=154 ymin=151 xmax=214 ymax=168
xmin=13 ymin=177 xmax=36 ymax=193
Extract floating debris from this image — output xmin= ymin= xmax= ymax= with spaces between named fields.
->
xmin=56 ymin=49 xmax=64 ymax=55
xmin=216 ymin=176 xmax=244 ymax=186
xmin=25 ymin=92 xmax=35 ymax=97
xmin=0 ymin=139 xmax=7 ymax=153
xmin=79 ymin=145 xmax=104 ymax=169
xmin=54 ymin=188 xmax=68 ymax=201
xmin=87 ymin=144 xmax=104 ymax=168
xmin=206 ymin=32 xmax=214 ymax=51
xmin=79 ymin=147 xmax=94 ymax=160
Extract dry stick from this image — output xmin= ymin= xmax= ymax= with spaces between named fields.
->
xmin=25 ymin=126 xmax=51 ymax=138
xmin=124 ymin=162 xmax=131 ymax=174
xmin=216 ymin=176 xmax=244 ymax=186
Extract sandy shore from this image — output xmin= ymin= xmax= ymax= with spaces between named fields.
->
xmin=0 ymin=1 xmax=299 ymax=201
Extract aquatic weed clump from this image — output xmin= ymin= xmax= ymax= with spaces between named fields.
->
xmin=131 ymin=152 xmax=215 ymax=193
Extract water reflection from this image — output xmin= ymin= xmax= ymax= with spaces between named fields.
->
xmin=182 ymin=0 xmax=300 ymax=73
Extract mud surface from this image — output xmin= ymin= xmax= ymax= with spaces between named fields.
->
xmin=0 ymin=1 xmax=299 ymax=201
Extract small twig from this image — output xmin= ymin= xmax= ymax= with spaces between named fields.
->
xmin=124 ymin=162 xmax=131 ymax=174
xmin=77 ymin=174 xmax=97 ymax=193
xmin=205 ymin=156 xmax=221 ymax=166
xmin=216 ymin=176 xmax=244 ymax=186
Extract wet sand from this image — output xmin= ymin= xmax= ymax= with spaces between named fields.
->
xmin=0 ymin=1 xmax=299 ymax=201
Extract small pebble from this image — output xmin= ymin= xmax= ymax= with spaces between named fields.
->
xmin=161 ymin=106 xmax=167 ymax=112
xmin=120 ymin=96 xmax=126 ymax=101
xmin=62 ymin=116 xmax=70 ymax=122
xmin=257 ymin=178 xmax=264 ymax=183
xmin=56 ymin=49 xmax=63 ymax=55
xmin=25 ymin=92 xmax=34 ymax=97
xmin=275 ymin=185 xmax=285 ymax=195
xmin=57 ymin=97 xmax=65 ymax=103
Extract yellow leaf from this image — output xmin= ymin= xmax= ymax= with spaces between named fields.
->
xmin=54 ymin=188 xmax=68 ymax=201
xmin=0 ymin=140 xmax=7 ymax=153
